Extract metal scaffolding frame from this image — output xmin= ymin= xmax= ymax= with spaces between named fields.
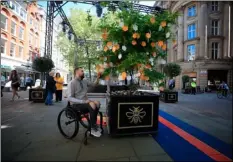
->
xmin=44 ymin=1 xmax=164 ymax=62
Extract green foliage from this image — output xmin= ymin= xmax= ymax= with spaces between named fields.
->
xmin=97 ymin=7 xmax=179 ymax=84
xmin=182 ymin=75 xmax=190 ymax=83
xmin=163 ymin=63 xmax=181 ymax=79
xmin=32 ymin=57 xmax=55 ymax=73
xmin=56 ymin=9 xmax=101 ymax=71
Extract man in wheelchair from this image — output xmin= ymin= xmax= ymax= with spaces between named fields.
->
xmin=67 ymin=67 xmax=102 ymax=137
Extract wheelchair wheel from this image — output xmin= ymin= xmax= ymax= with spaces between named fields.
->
xmin=217 ymin=91 xmax=223 ymax=99
xmin=79 ymin=114 xmax=91 ymax=129
xmin=57 ymin=108 xmax=79 ymax=139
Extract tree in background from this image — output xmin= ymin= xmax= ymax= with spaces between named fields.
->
xmin=97 ymin=5 xmax=179 ymax=87
xmin=56 ymin=9 xmax=102 ymax=80
xmin=32 ymin=57 xmax=55 ymax=86
xmin=163 ymin=63 xmax=181 ymax=90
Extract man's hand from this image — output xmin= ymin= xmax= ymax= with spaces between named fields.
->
xmin=85 ymin=100 xmax=91 ymax=103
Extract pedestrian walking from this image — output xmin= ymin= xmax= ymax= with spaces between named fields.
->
xmin=191 ymin=80 xmax=196 ymax=95
xmin=45 ymin=71 xmax=56 ymax=106
xmin=1 ymin=73 xmax=6 ymax=97
xmin=9 ymin=70 xmax=20 ymax=101
xmin=54 ymin=72 xmax=64 ymax=102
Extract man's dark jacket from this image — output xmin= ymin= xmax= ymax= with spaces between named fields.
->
xmin=46 ymin=75 xmax=56 ymax=93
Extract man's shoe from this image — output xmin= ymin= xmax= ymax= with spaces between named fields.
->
xmin=90 ymin=128 xmax=101 ymax=137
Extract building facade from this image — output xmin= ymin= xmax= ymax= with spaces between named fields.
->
xmin=155 ymin=1 xmax=233 ymax=90
xmin=39 ymin=8 xmax=69 ymax=84
xmin=1 ymin=1 xmax=43 ymax=79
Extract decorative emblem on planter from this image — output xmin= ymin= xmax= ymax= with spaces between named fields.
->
xmin=126 ymin=106 xmax=146 ymax=124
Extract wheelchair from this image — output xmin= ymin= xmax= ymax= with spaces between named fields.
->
xmin=57 ymin=102 xmax=104 ymax=145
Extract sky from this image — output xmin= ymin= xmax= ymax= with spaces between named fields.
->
xmin=38 ymin=1 xmax=155 ymax=17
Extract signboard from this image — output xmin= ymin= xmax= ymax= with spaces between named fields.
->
xmin=200 ymin=70 xmax=207 ymax=77
xmin=117 ymin=102 xmax=153 ymax=129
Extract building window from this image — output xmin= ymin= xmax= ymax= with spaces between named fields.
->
xmin=187 ymin=44 xmax=196 ymax=61
xmin=211 ymin=42 xmax=219 ymax=59
xmin=29 ymin=33 xmax=33 ymax=45
xmin=10 ymin=43 xmax=15 ymax=57
xmin=211 ymin=1 xmax=219 ymax=12
xmin=1 ymin=14 xmax=7 ymax=30
xmin=35 ymin=37 xmax=37 ymax=47
xmin=188 ymin=24 xmax=196 ymax=40
xmin=11 ymin=21 xmax=16 ymax=36
xmin=211 ymin=20 xmax=219 ymax=35
xmin=20 ymin=9 xmax=26 ymax=20
xmin=19 ymin=27 xmax=24 ymax=40
xmin=1 ymin=38 xmax=7 ymax=55
xmin=188 ymin=5 xmax=196 ymax=17
xmin=30 ymin=17 xmax=33 ymax=25
xmin=19 ymin=46 xmax=23 ymax=58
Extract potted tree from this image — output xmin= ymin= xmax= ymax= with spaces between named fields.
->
xmin=97 ymin=4 xmax=178 ymax=136
xmin=182 ymin=75 xmax=190 ymax=94
xmin=160 ymin=63 xmax=181 ymax=103
xmin=30 ymin=57 xmax=55 ymax=102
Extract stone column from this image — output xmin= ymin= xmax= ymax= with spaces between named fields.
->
xmin=198 ymin=2 xmax=208 ymax=59
xmin=223 ymin=2 xmax=230 ymax=58
xmin=177 ymin=9 xmax=184 ymax=62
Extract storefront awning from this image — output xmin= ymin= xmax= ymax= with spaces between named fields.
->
xmin=14 ymin=66 xmax=40 ymax=73
xmin=1 ymin=65 xmax=12 ymax=72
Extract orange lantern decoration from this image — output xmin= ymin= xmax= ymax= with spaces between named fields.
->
xmin=122 ymin=25 xmax=128 ymax=32
xmin=122 ymin=72 xmax=127 ymax=80
xmin=107 ymin=41 xmax=113 ymax=47
xmin=157 ymin=41 xmax=164 ymax=47
xmin=102 ymin=33 xmax=108 ymax=40
xmin=145 ymin=33 xmax=151 ymax=39
xmin=145 ymin=64 xmax=152 ymax=69
xmin=115 ymin=44 xmax=120 ymax=50
xmin=104 ymin=46 xmax=108 ymax=52
xmin=141 ymin=41 xmax=146 ymax=47
xmin=151 ymin=42 xmax=156 ymax=48
xmin=144 ymin=76 xmax=149 ymax=81
xmin=136 ymin=33 xmax=140 ymax=39
xmin=160 ymin=21 xmax=167 ymax=27
xmin=162 ymin=44 xmax=167 ymax=50
xmin=132 ymin=33 xmax=138 ymax=39
xmin=112 ymin=46 xmax=116 ymax=52
xmin=132 ymin=40 xmax=137 ymax=45
xmin=150 ymin=17 xmax=155 ymax=24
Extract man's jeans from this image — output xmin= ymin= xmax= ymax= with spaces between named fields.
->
xmin=45 ymin=90 xmax=53 ymax=105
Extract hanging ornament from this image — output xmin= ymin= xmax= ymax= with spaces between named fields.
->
xmin=151 ymin=42 xmax=156 ymax=48
xmin=132 ymin=24 xmax=138 ymax=31
xmin=112 ymin=46 xmax=116 ymax=52
xmin=104 ymin=57 xmax=107 ymax=61
xmin=166 ymin=32 xmax=170 ymax=38
xmin=162 ymin=44 xmax=167 ymax=51
xmin=104 ymin=46 xmax=108 ymax=52
xmin=158 ymin=26 xmax=162 ymax=31
xmin=141 ymin=41 xmax=146 ymax=47
xmin=132 ymin=33 xmax=138 ymax=39
xmin=150 ymin=17 xmax=155 ymax=24
xmin=132 ymin=40 xmax=137 ymax=45
xmin=107 ymin=42 xmax=113 ymax=48
xmin=167 ymin=23 xmax=171 ymax=27
xmin=146 ymin=52 xmax=149 ymax=55
xmin=103 ymin=62 xmax=108 ymax=68
xmin=114 ymin=44 xmax=120 ymax=50
xmin=119 ymin=22 xmax=124 ymax=27
xmin=157 ymin=40 xmax=164 ymax=47
xmin=122 ymin=25 xmax=128 ymax=32
xmin=160 ymin=21 xmax=167 ymax=27
xmin=122 ymin=45 xmax=127 ymax=51
xmin=118 ymin=53 xmax=122 ymax=59
xmin=136 ymin=33 xmax=140 ymax=39
xmin=145 ymin=33 xmax=151 ymax=39
xmin=102 ymin=33 xmax=108 ymax=40
xmin=149 ymin=57 xmax=154 ymax=63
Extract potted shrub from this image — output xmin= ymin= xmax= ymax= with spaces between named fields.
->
xmin=30 ymin=57 xmax=55 ymax=102
xmin=182 ymin=75 xmax=190 ymax=94
xmin=97 ymin=3 xmax=178 ymax=136
xmin=160 ymin=63 xmax=181 ymax=103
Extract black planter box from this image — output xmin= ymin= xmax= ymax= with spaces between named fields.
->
xmin=29 ymin=88 xmax=46 ymax=102
xmin=107 ymin=94 xmax=159 ymax=136
xmin=87 ymin=85 xmax=107 ymax=93
xmin=159 ymin=91 xmax=178 ymax=103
